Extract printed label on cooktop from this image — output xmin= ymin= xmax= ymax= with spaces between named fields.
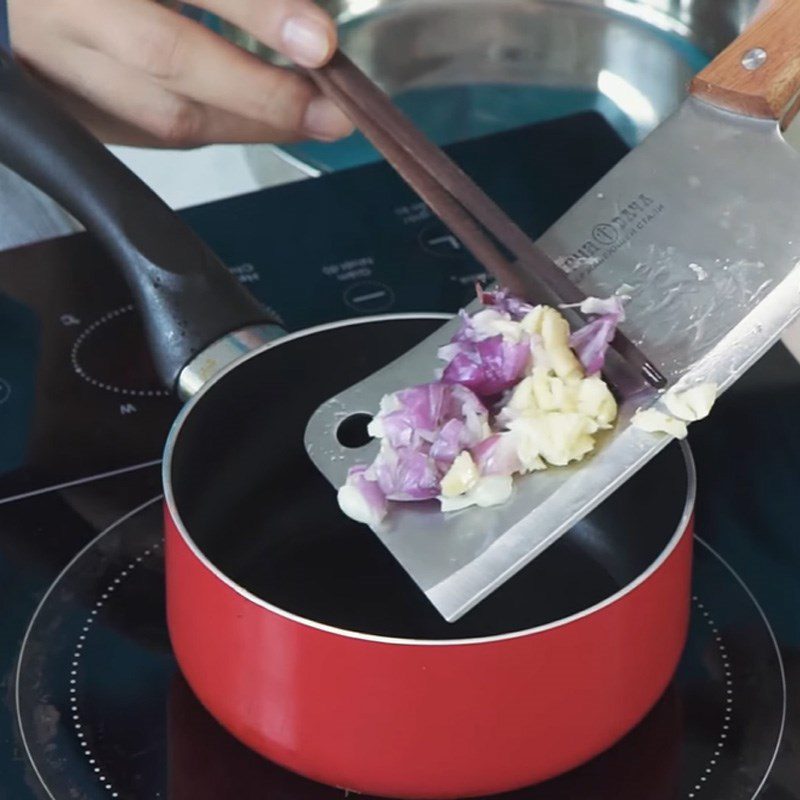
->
xmin=0 ymin=114 xmax=630 ymax=503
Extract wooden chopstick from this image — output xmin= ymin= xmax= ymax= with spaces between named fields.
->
xmin=308 ymin=51 xmax=666 ymax=392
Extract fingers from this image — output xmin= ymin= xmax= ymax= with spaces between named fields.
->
xmin=55 ymin=0 xmax=353 ymax=141
xmin=190 ymin=0 xmax=337 ymax=67
xmin=25 ymin=37 xmax=333 ymax=147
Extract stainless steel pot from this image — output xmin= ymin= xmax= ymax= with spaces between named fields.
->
xmin=220 ymin=0 xmax=761 ymax=174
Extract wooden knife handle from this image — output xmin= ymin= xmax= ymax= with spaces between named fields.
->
xmin=690 ymin=0 xmax=800 ymax=128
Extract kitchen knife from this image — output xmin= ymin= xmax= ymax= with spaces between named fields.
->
xmin=305 ymin=0 xmax=800 ymax=621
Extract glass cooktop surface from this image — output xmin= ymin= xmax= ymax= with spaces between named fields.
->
xmin=0 ymin=115 xmax=797 ymax=799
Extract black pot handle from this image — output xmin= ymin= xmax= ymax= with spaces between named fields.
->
xmin=0 ymin=50 xmax=278 ymax=390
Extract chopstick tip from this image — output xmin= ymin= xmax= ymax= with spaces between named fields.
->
xmin=643 ymin=362 xmax=667 ymax=390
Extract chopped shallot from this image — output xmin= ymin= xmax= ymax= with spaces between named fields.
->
xmin=337 ymin=286 xmax=630 ymax=524
xmin=568 ymin=296 xmax=626 ymax=376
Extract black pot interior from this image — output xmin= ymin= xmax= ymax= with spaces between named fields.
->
xmin=169 ymin=317 xmax=691 ymax=640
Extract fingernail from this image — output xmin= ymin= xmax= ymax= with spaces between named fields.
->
xmin=281 ymin=16 xmax=331 ymax=67
xmin=303 ymin=96 xmax=354 ymax=141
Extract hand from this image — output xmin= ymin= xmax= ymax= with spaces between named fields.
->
xmin=9 ymin=0 xmax=355 ymax=148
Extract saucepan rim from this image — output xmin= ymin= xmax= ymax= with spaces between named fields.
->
xmin=162 ymin=312 xmax=696 ymax=647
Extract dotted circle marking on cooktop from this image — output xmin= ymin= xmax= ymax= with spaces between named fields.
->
xmin=687 ymin=596 xmax=733 ymax=798
xmin=68 ymin=541 xmax=162 ymax=799
xmin=64 ymin=543 xmax=766 ymax=800
xmin=694 ymin=538 xmax=787 ymax=800
xmin=16 ymin=503 xmax=788 ymax=800
xmin=70 ymin=305 xmax=169 ymax=397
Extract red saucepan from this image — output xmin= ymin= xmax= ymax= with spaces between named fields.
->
xmin=0 ymin=51 xmax=694 ymax=797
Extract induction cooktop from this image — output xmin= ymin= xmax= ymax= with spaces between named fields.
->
xmin=0 ymin=114 xmax=797 ymax=799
